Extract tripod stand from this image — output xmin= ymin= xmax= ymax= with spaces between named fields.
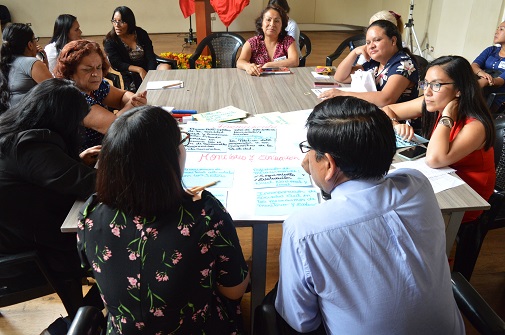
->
xmin=184 ymin=15 xmax=197 ymax=45
xmin=404 ymin=0 xmax=423 ymax=57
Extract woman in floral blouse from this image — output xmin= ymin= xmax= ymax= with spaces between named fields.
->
xmin=77 ymin=106 xmax=250 ymax=334
xmin=319 ymin=20 xmax=419 ymax=107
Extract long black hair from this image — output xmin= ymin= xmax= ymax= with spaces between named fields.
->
xmin=0 ymin=78 xmax=89 ymax=159
xmin=49 ymin=14 xmax=77 ymax=53
xmin=96 ymin=106 xmax=191 ymax=217
xmin=104 ymin=6 xmax=137 ymax=44
xmin=420 ymin=55 xmax=495 ymax=150
xmin=0 ymin=23 xmax=34 ymax=112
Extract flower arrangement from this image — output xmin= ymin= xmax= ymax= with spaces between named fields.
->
xmin=160 ymin=52 xmax=213 ymax=69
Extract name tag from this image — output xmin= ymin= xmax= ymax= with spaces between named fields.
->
xmin=499 ymin=61 xmax=505 ymax=70
xmin=274 ymin=56 xmax=286 ymax=62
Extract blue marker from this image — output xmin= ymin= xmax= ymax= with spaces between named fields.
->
xmin=172 ymin=109 xmax=197 ymax=114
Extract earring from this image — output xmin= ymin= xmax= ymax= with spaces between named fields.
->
xmin=456 ymin=93 xmax=460 ymax=97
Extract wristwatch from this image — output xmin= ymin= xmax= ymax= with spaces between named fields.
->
xmin=438 ymin=116 xmax=454 ymax=129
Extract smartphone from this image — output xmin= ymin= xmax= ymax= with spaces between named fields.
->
xmin=313 ymin=81 xmax=341 ymax=88
xmin=397 ymin=146 xmax=427 ymax=160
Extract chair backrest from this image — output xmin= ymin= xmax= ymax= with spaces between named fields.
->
xmin=189 ymin=32 xmax=246 ymax=69
xmin=413 ymin=55 xmax=428 ymax=81
xmin=298 ymin=32 xmax=312 ymax=67
xmin=326 ymin=33 xmax=365 ymax=66
xmin=0 ymin=251 xmax=55 ymax=308
xmin=494 ymin=114 xmax=505 ymax=191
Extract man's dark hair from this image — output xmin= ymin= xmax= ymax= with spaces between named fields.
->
xmin=306 ymin=96 xmax=396 ymax=180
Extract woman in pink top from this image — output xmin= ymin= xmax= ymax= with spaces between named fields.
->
xmin=237 ymin=4 xmax=299 ymax=76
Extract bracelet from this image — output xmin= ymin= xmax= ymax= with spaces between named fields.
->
xmin=391 ymin=117 xmax=400 ymax=124
xmin=438 ymin=115 xmax=454 ymax=129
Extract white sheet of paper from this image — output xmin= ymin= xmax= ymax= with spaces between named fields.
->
xmin=429 ymin=174 xmax=465 ymax=193
xmin=392 ymin=159 xmax=456 ymax=178
xmin=311 ymin=71 xmax=330 ymax=79
xmin=146 ymin=80 xmax=184 ymax=90
xmin=193 ymin=106 xmax=248 ymax=122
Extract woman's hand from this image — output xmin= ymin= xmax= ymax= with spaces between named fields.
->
xmin=353 ymin=45 xmax=370 ymax=62
xmin=79 ymin=145 xmax=101 ymax=166
xmin=442 ymin=98 xmax=459 ymax=119
xmin=245 ymin=63 xmax=262 ymax=76
xmin=477 ymin=70 xmax=494 ymax=86
xmin=394 ymin=123 xmax=415 ymax=141
xmin=318 ymin=88 xmax=344 ymax=100
xmin=132 ymin=66 xmax=147 ymax=80
xmin=129 ymin=90 xmax=147 ymax=108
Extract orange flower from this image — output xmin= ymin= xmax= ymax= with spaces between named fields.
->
xmin=160 ymin=52 xmax=212 ymax=69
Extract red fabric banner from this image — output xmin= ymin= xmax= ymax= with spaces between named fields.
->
xmin=210 ymin=0 xmax=250 ymax=27
xmin=179 ymin=0 xmax=195 ymax=19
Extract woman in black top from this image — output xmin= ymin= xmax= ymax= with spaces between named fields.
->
xmin=0 ymin=78 xmax=102 ymax=318
xmin=103 ymin=6 xmax=170 ymax=90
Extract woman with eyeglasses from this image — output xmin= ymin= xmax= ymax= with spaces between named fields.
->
xmin=103 ymin=6 xmax=170 ymax=91
xmin=318 ymin=20 xmax=419 ymax=106
xmin=77 ymin=105 xmax=250 ymax=335
xmin=54 ymin=40 xmax=147 ymax=151
xmin=0 ymin=23 xmax=52 ymax=112
xmin=383 ymin=55 xmax=495 ymax=223
xmin=44 ymin=14 xmax=82 ymax=73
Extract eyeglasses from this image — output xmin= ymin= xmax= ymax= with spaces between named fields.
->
xmin=32 ymin=37 xmax=39 ymax=42
xmin=180 ymin=131 xmax=190 ymax=146
xmin=299 ymin=140 xmax=313 ymax=153
xmin=111 ymin=19 xmax=125 ymax=26
xmin=418 ymin=80 xmax=455 ymax=92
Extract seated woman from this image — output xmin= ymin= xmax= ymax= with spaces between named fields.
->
xmin=319 ymin=20 xmax=419 ymax=107
xmin=0 ymin=23 xmax=52 ymax=112
xmin=44 ymin=14 xmax=82 ymax=73
xmin=103 ymin=6 xmax=170 ymax=91
xmin=268 ymin=0 xmax=300 ymax=57
xmin=54 ymin=40 xmax=147 ymax=150
xmin=472 ymin=20 xmax=505 ymax=113
xmin=0 ymin=79 xmax=102 ymax=321
xmin=383 ymin=55 xmax=495 ymax=223
xmin=77 ymin=105 xmax=250 ymax=334
xmin=237 ymin=4 xmax=299 ymax=76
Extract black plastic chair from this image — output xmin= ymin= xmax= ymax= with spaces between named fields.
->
xmin=188 ymin=32 xmax=246 ymax=69
xmin=298 ymin=32 xmax=312 ymax=67
xmin=453 ymin=114 xmax=505 ymax=280
xmin=325 ymin=33 xmax=365 ymax=66
xmin=0 ymin=251 xmax=56 ymax=308
xmin=67 ymin=306 xmax=106 ymax=335
xmin=452 ymin=272 xmax=505 ymax=334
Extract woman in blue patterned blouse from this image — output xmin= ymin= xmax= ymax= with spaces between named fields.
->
xmin=54 ymin=40 xmax=147 ymax=150
xmin=319 ymin=20 xmax=419 ymax=107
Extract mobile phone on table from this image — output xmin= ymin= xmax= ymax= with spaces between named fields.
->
xmin=397 ymin=146 xmax=427 ymax=160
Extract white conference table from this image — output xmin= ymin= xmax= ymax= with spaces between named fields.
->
xmin=62 ymin=67 xmax=490 ymax=325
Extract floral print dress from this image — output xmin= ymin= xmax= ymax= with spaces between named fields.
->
xmin=362 ymin=50 xmax=419 ymax=103
xmin=247 ymin=35 xmax=295 ymax=66
xmin=77 ymin=191 xmax=249 ymax=335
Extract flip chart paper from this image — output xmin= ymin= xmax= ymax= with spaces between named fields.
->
xmin=255 ymin=189 xmax=320 ymax=216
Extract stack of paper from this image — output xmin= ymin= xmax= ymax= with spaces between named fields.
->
xmin=193 ymin=106 xmax=248 ymax=122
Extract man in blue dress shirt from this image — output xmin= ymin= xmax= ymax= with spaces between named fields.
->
xmin=275 ymin=96 xmax=464 ymax=334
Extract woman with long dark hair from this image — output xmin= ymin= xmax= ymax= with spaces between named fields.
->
xmin=383 ymin=55 xmax=495 ymax=223
xmin=319 ymin=20 xmax=419 ymax=106
xmin=77 ymin=106 xmax=250 ymax=334
xmin=0 ymin=79 xmax=102 ymax=329
xmin=0 ymin=23 xmax=52 ymax=112
xmin=44 ymin=14 xmax=82 ymax=73
xmin=103 ymin=6 xmax=170 ymax=91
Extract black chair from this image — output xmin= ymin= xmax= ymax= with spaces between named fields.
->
xmin=452 ymin=272 xmax=505 ymax=334
xmin=67 ymin=306 xmax=106 ymax=335
xmin=486 ymin=92 xmax=505 ymax=114
xmin=453 ymin=114 xmax=505 ymax=280
xmin=325 ymin=33 xmax=365 ymax=67
xmin=107 ymin=57 xmax=177 ymax=92
xmin=298 ymin=32 xmax=311 ymax=67
xmin=188 ymin=32 xmax=246 ymax=69
xmin=413 ymin=54 xmax=428 ymax=81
